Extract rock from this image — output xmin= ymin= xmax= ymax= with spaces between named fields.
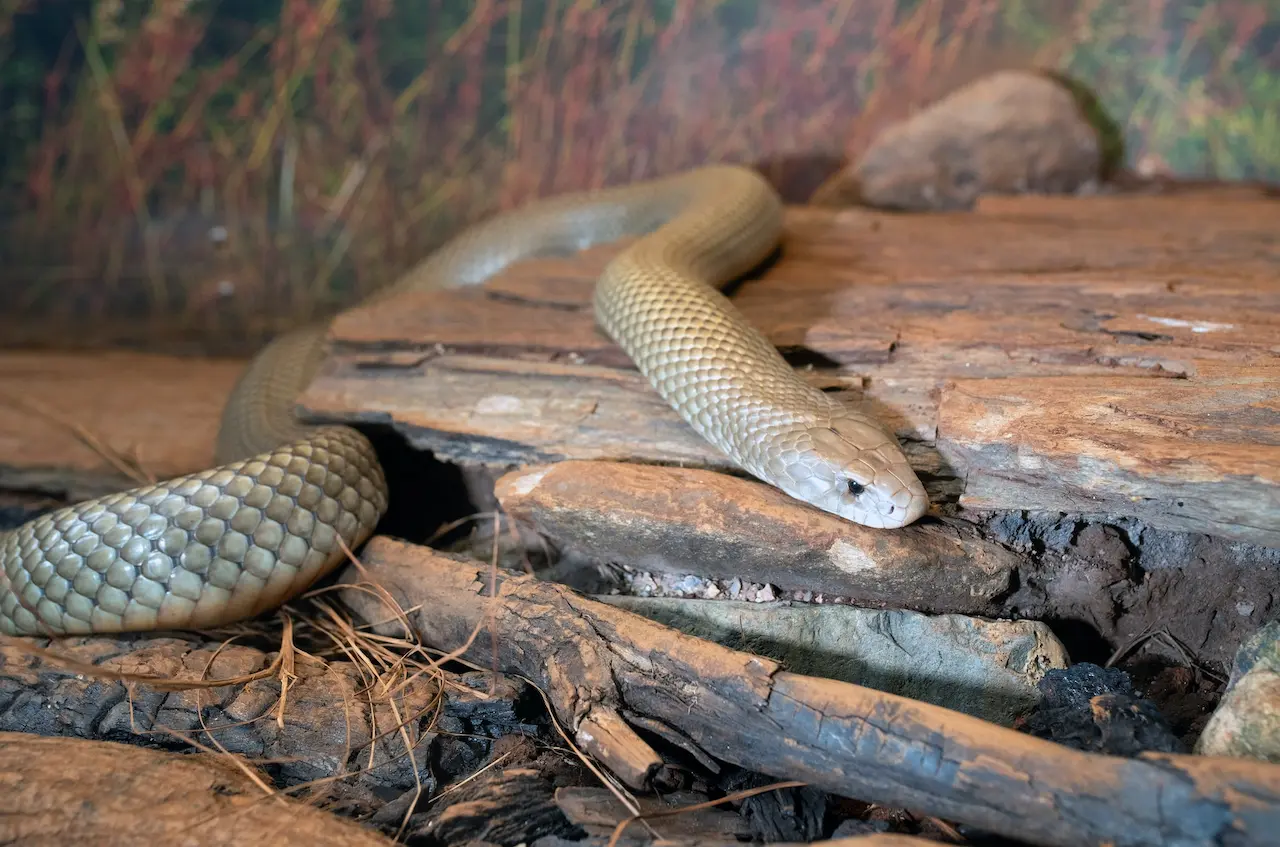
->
xmin=1022 ymin=663 xmax=1182 ymax=756
xmin=811 ymin=70 xmax=1109 ymax=211
xmin=1196 ymin=621 xmax=1280 ymax=763
xmin=597 ymin=596 xmax=1069 ymax=726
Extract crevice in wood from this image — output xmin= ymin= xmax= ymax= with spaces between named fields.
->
xmin=350 ymin=422 xmax=485 ymax=548
xmin=484 ymin=290 xmax=591 ymax=312
xmin=777 ymin=348 xmax=844 ymax=369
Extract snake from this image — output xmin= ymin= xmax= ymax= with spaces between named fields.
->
xmin=0 ymin=164 xmax=929 ymax=637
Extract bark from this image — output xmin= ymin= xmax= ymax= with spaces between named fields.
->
xmin=6 ymin=191 xmax=1275 ymax=546
xmin=298 ymin=193 xmax=1277 ymax=544
xmin=936 ymin=361 xmax=1280 ymax=547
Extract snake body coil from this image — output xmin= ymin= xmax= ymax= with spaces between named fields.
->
xmin=1 ymin=165 xmax=927 ymax=636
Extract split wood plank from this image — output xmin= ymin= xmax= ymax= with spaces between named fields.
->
xmin=493 ymin=461 xmax=1016 ymax=615
xmin=936 ymin=360 xmax=1280 ymax=547
xmin=302 ymin=351 xmax=950 ymax=486
xmin=1 ymin=189 xmax=1273 ymax=544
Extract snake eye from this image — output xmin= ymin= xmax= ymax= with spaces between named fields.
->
xmin=846 ymin=479 xmax=865 ymax=496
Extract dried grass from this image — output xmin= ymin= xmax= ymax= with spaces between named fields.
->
xmin=0 ymin=1 xmax=1276 ymax=353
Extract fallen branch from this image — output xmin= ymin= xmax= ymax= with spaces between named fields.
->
xmin=0 ymin=732 xmax=396 ymax=846
xmin=338 ymin=537 xmax=1280 ymax=847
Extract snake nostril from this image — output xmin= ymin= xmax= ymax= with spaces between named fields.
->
xmin=887 ymin=505 xmax=895 ymax=513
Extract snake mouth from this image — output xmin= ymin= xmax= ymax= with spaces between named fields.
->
xmin=861 ymin=500 xmax=918 ymax=529
xmin=892 ymin=492 xmax=931 ymax=527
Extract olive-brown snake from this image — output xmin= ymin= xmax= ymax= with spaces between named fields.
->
xmin=1 ymin=164 xmax=927 ymax=636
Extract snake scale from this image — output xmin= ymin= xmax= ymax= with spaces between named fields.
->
xmin=0 ymin=164 xmax=928 ymax=637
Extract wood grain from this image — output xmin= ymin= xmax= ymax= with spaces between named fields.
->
xmin=493 ymin=461 xmax=1016 ymax=614
xmin=936 ymin=361 xmax=1280 ymax=546
xmin=2 ymin=188 xmax=1275 ymax=545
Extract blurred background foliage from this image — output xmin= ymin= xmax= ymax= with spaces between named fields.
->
xmin=1 ymin=0 xmax=1277 ymax=354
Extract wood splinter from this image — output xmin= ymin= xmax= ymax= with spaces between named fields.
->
xmin=337 ymin=537 xmax=1280 ymax=847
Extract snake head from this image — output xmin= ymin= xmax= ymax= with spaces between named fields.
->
xmin=777 ymin=418 xmax=929 ymax=529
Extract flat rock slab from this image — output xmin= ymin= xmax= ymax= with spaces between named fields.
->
xmin=598 ymin=596 xmax=1069 ymax=726
xmin=0 ymin=350 xmax=245 ymax=500
xmin=494 ymin=461 xmax=1017 ymax=616
xmin=300 ymin=190 xmax=1280 ymax=542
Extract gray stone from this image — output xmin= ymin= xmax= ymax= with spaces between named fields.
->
xmin=598 ymin=595 xmax=1069 ymax=726
xmin=1196 ymin=621 xmax=1280 ymax=763
xmin=812 ymin=69 xmax=1108 ymax=211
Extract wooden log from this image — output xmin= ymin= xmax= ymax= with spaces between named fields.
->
xmin=336 ymin=537 xmax=1280 ymax=847
xmin=0 ymin=350 xmax=245 ymax=500
xmin=492 ymin=461 xmax=1017 ymax=615
xmin=0 ymin=732 xmax=396 ymax=846
xmin=598 ymin=596 xmax=1068 ymax=727
xmin=2 ymin=191 xmax=1275 ymax=544
xmin=299 ymin=192 xmax=1280 ymax=541
xmin=936 ymin=360 xmax=1280 ymax=547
